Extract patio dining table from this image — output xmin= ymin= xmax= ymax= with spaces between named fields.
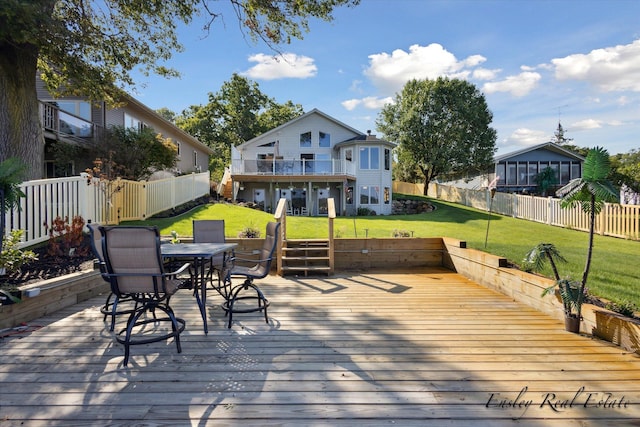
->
xmin=161 ymin=242 xmax=237 ymax=334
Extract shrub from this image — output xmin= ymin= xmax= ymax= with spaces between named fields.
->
xmin=605 ymin=300 xmax=638 ymax=318
xmin=357 ymin=207 xmax=376 ymax=216
xmin=391 ymin=229 xmax=412 ymax=238
xmin=238 ymin=226 xmax=261 ymax=238
xmin=0 ymin=229 xmax=38 ymax=273
xmin=44 ymin=216 xmax=90 ymax=258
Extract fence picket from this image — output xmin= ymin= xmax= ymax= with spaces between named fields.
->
xmin=5 ymin=172 xmax=210 ymax=248
xmin=392 ymin=181 xmax=640 ymax=241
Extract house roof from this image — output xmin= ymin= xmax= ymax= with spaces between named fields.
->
xmin=494 ymin=141 xmax=585 ymax=162
xmin=334 ymin=133 xmax=397 ymax=150
xmin=237 ymin=108 xmax=365 ymax=149
xmin=124 ymin=95 xmax=214 ymax=155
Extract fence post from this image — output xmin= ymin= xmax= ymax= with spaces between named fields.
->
xmin=140 ymin=180 xmax=148 ymax=220
xmin=78 ymin=174 xmax=92 ymax=224
xmin=547 ymin=196 xmax=553 ymax=225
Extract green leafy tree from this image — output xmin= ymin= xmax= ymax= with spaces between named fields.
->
xmin=376 ymin=77 xmax=497 ymax=195
xmin=176 ymin=73 xmax=303 ymax=179
xmin=0 ymin=0 xmax=359 ymax=180
xmin=556 ymin=147 xmax=619 ymax=319
xmin=98 ymin=126 xmax=178 ymax=181
xmin=156 ymin=107 xmax=177 ymax=124
xmin=610 ymin=148 xmax=640 ymax=194
xmin=534 ymin=166 xmax=558 ymax=196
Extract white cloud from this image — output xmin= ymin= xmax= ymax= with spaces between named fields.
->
xmin=473 ymin=68 xmax=501 ymax=80
xmin=482 ymin=72 xmax=541 ymax=97
xmin=570 ymin=119 xmax=602 ymax=130
xmin=618 ymin=96 xmax=629 ymax=106
xmin=341 ymin=96 xmax=393 ymax=111
xmin=242 ymin=53 xmax=317 ymax=80
xmin=551 ymin=39 xmax=640 ymax=92
xmin=341 ymin=99 xmax=361 ymax=111
xmin=505 ymin=128 xmax=549 ymax=147
xmin=363 ymin=43 xmax=484 ymax=94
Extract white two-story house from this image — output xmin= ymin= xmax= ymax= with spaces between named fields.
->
xmin=229 ymin=109 xmax=396 ymax=216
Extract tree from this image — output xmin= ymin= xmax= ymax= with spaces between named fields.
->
xmin=556 ymin=147 xmax=619 ymax=319
xmin=376 ymin=77 xmax=497 ymax=195
xmin=156 ymin=107 xmax=177 ymax=124
xmin=534 ymin=166 xmax=558 ymax=196
xmin=94 ymin=126 xmax=178 ymax=181
xmin=610 ymin=148 xmax=640 ymax=194
xmin=0 ymin=0 xmax=359 ymax=180
xmin=175 ymin=73 xmax=303 ymax=179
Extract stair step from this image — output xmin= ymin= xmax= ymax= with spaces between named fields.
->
xmin=282 ymin=256 xmax=330 ymax=261
xmin=282 ymin=247 xmax=329 ymax=253
xmin=281 ymin=266 xmax=332 ymax=272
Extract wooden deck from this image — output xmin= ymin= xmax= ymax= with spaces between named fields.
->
xmin=2 ymin=267 xmax=640 ymax=426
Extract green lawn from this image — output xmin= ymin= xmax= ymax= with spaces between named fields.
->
xmin=124 ymin=196 xmax=640 ymax=308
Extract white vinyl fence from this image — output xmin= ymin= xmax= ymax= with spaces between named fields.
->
xmin=6 ymin=172 xmax=210 ymax=248
xmin=393 ymin=181 xmax=640 ymax=241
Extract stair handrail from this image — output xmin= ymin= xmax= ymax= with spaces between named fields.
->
xmin=274 ymin=197 xmax=288 ymax=275
xmin=327 ymin=198 xmax=335 ymax=274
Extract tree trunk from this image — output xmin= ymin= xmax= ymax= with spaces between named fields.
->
xmin=577 ymin=195 xmax=597 ymax=319
xmin=0 ymin=42 xmax=44 ymax=180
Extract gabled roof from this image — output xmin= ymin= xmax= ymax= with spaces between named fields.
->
xmin=494 ymin=142 xmax=585 ymax=162
xmin=124 ymin=95 xmax=214 ymax=155
xmin=237 ymin=108 xmax=365 ymax=149
xmin=334 ymin=133 xmax=397 ymax=150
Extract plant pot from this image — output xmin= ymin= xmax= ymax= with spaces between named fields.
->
xmin=565 ymin=315 xmax=581 ymax=333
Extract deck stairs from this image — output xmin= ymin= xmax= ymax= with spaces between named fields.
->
xmin=274 ymin=197 xmax=335 ymax=276
xmin=281 ymin=239 xmax=331 ymax=276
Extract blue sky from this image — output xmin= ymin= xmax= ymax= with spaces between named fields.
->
xmin=131 ymin=0 xmax=640 ymax=156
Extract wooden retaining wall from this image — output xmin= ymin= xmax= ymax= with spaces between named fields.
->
xmin=3 ymin=236 xmax=639 ymax=355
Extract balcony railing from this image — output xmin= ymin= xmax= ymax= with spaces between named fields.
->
xmin=232 ymin=158 xmax=356 ymax=177
xmin=39 ymin=101 xmax=97 ymax=143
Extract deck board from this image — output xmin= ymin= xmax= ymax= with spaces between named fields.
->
xmin=1 ymin=267 xmax=640 ymax=426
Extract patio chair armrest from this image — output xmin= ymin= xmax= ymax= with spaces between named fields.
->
xmin=166 ymin=262 xmax=191 ymax=277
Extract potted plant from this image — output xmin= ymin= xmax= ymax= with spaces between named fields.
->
xmin=523 ymin=243 xmax=584 ymax=332
xmin=527 ymin=147 xmax=619 ymax=333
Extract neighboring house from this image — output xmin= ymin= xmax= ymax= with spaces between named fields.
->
xmin=229 ymin=109 xmax=396 ymax=216
xmin=36 ymin=77 xmax=213 ymax=179
xmin=439 ymin=142 xmax=584 ymax=195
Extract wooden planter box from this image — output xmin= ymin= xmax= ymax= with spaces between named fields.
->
xmin=0 ymin=269 xmax=109 ymax=330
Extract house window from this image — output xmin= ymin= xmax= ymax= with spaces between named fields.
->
xmin=496 ymin=163 xmax=505 ymax=184
xmin=384 ymin=187 xmax=390 ymax=204
xmin=560 ymin=162 xmax=570 ymax=184
xmin=506 ymin=162 xmax=516 ymax=185
xmin=527 ymin=163 xmax=538 ymax=184
xmin=301 ymin=153 xmax=314 ymax=173
xmin=175 ymin=141 xmax=181 ymax=156
xmin=518 ymin=163 xmax=527 ymax=185
xmin=54 ymin=100 xmax=91 ymax=121
xmin=571 ymin=162 xmax=580 ymax=180
xmin=319 ymin=132 xmax=330 ymax=147
xmin=384 ymin=148 xmax=390 ymax=170
xmin=359 ymin=147 xmax=380 ymax=170
xmin=300 ymin=131 xmax=311 ymax=147
xmin=124 ymin=113 xmax=143 ymax=131
xmin=345 ymin=149 xmax=352 ymax=162
xmin=360 ymin=185 xmax=379 ymax=205
xmin=193 ymin=151 xmax=197 ymax=167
